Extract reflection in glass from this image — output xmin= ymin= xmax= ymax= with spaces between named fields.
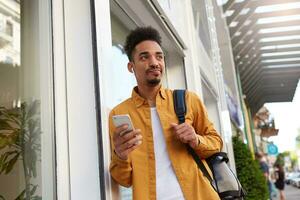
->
xmin=109 ymin=12 xmax=136 ymax=200
xmin=0 ymin=0 xmax=53 ymax=199
xmin=107 ymin=45 xmax=136 ymax=110
xmin=191 ymin=0 xmax=212 ymax=57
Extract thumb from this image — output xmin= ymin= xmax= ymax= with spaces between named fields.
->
xmin=170 ymin=123 xmax=178 ymax=127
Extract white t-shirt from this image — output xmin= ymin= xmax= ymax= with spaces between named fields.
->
xmin=151 ymin=107 xmax=185 ymax=200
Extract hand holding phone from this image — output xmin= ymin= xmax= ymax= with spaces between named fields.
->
xmin=112 ymin=114 xmax=134 ymax=136
xmin=112 ymin=114 xmax=142 ymax=160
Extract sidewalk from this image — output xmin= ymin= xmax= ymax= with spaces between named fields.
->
xmin=273 ymin=184 xmax=300 ymax=200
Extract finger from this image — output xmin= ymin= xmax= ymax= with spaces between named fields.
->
xmin=116 ymin=137 xmax=142 ymax=158
xmin=175 ymin=125 xmax=190 ymax=135
xmin=173 ymin=125 xmax=191 ymax=139
xmin=171 ymin=122 xmax=189 ymax=131
xmin=121 ymin=141 xmax=142 ymax=157
xmin=113 ymin=124 xmax=129 ymax=137
xmin=170 ymin=123 xmax=178 ymax=128
xmin=115 ymin=132 xmax=142 ymax=151
xmin=118 ymin=134 xmax=142 ymax=151
xmin=113 ymin=132 xmax=128 ymax=146
xmin=179 ymin=136 xmax=189 ymax=143
xmin=122 ymin=129 xmax=141 ymax=140
xmin=178 ymin=132 xmax=190 ymax=143
xmin=178 ymin=130 xmax=195 ymax=142
xmin=182 ymin=134 xmax=195 ymax=143
xmin=177 ymin=122 xmax=190 ymax=129
xmin=114 ymin=129 xmax=140 ymax=146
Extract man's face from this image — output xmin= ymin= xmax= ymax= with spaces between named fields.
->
xmin=128 ymin=40 xmax=165 ymax=87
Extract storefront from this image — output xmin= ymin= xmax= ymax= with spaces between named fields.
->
xmin=0 ymin=0 xmax=243 ymax=199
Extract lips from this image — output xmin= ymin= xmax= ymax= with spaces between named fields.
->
xmin=147 ymin=69 xmax=161 ymax=76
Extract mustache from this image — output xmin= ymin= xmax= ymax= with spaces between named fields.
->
xmin=146 ymin=66 xmax=161 ymax=73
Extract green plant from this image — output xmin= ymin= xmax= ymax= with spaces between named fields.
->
xmin=295 ymin=128 xmax=300 ymax=149
xmin=0 ymin=101 xmax=41 ymax=200
xmin=232 ymin=136 xmax=269 ymax=200
xmin=274 ymin=151 xmax=298 ymax=169
xmin=274 ymin=153 xmax=285 ymax=167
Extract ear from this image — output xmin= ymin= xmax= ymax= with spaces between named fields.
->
xmin=127 ymin=62 xmax=134 ymax=73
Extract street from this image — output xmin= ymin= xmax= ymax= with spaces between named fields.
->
xmin=273 ymin=184 xmax=300 ymax=200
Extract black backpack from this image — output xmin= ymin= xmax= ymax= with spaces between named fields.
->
xmin=173 ymin=90 xmax=246 ymax=200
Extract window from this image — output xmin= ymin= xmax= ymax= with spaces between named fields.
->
xmin=106 ymin=13 xmax=137 ymax=110
xmin=0 ymin=0 xmax=55 ymax=199
xmin=6 ymin=21 xmax=13 ymax=36
xmin=191 ymin=0 xmax=212 ymax=57
xmin=202 ymin=80 xmax=221 ymax=133
xmin=107 ymin=12 xmax=136 ymax=200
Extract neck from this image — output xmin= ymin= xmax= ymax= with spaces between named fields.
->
xmin=137 ymin=84 xmax=161 ymax=107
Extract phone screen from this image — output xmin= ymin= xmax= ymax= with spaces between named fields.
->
xmin=112 ymin=114 xmax=134 ymax=135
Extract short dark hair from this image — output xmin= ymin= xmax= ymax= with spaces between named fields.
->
xmin=255 ymin=152 xmax=264 ymax=159
xmin=124 ymin=26 xmax=162 ymax=61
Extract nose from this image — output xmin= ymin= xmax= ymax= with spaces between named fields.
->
xmin=149 ymin=55 xmax=159 ymax=68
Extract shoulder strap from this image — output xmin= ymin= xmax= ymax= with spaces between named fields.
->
xmin=173 ymin=90 xmax=213 ymax=184
xmin=173 ymin=90 xmax=186 ymax=124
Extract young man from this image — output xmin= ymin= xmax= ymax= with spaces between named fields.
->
xmin=109 ymin=26 xmax=223 ymax=200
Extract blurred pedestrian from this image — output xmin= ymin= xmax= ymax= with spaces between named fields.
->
xmin=274 ymin=164 xmax=285 ymax=200
xmin=256 ymin=152 xmax=272 ymax=200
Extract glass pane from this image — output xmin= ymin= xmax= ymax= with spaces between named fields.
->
xmin=109 ymin=13 xmax=135 ymax=200
xmin=0 ymin=0 xmax=54 ymax=199
xmin=107 ymin=45 xmax=137 ymax=110
xmin=156 ymin=0 xmax=186 ymax=40
xmin=191 ymin=0 xmax=212 ymax=57
xmin=202 ymin=82 xmax=221 ymax=133
xmin=107 ymin=14 xmax=136 ymax=110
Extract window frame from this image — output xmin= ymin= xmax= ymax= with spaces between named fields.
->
xmin=52 ymin=0 xmax=102 ymax=199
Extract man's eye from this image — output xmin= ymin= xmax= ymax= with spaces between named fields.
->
xmin=157 ymin=55 xmax=163 ymax=60
xmin=140 ymin=55 xmax=148 ymax=60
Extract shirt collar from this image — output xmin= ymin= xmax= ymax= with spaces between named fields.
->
xmin=131 ymin=85 xmax=166 ymax=107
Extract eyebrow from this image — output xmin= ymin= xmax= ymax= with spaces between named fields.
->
xmin=138 ymin=51 xmax=164 ymax=56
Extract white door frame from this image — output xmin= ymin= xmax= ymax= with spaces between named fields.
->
xmin=52 ymin=0 xmax=101 ymax=199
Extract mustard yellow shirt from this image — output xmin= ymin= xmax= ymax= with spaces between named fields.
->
xmin=109 ymin=87 xmax=223 ymax=200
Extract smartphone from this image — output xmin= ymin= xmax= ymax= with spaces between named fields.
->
xmin=112 ymin=114 xmax=134 ymax=136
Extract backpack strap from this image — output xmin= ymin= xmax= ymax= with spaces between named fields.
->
xmin=173 ymin=90 xmax=213 ymax=184
xmin=173 ymin=90 xmax=186 ymax=124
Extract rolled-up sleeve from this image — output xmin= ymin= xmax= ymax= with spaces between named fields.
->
xmin=188 ymin=92 xmax=223 ymax=158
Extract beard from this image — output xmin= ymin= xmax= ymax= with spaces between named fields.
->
xmin=147 ymin=78 xmax=161 ymax=86
xmin=145 ymin=67 xmax=162 ymax=86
